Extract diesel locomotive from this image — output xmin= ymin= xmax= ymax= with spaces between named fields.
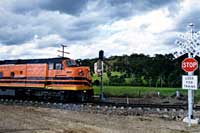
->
xmin=0 ymin=57 xmax=93 ymax=102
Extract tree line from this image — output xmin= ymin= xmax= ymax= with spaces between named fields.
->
xmin=79 ymin=53 xmax=200 ymax=87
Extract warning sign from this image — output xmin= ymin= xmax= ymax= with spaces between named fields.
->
xmin=182 ymin=75 xmax=198 ymax=90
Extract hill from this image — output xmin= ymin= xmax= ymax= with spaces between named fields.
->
xmin=79 ymin=53 xmax=199 ymax=87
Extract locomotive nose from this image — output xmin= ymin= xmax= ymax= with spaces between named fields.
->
xmin=78 ymin=67 xmax=90 ymax=76
xmin=77 ymin=67 xmax=91 ymax=80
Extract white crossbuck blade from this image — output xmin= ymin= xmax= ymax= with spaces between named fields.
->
xmin=173 ymin=31 xmax=200 ymax=58
xmin=173 ymin=49 xmax=200 ymax=58
xmin=172 ymin=49 xmax=187 ymax=58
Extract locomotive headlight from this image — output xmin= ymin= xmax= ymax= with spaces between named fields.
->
xmin=79 ymin=70 xmax=84 ymax=76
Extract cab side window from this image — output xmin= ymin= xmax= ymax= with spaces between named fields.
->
xmin=48 ymin=63 xmax=54 ymax=70
xmin=55 ymin=63 xmax=63 ymax=70
xmin=48 ymin=63 xmax=63 ymax=70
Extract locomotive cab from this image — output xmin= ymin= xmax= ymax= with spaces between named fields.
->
xmin=64 ymin=59 xmax=78 ymax=67
xmin=63 ymin=59 xmax=92 ymax=81
xmin=59 ymin=59 xmax=93 ymax=101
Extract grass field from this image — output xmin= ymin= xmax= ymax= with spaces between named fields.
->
xmin=92 ymin=72 xmax=124 ymax=85
xmin=93 ymin=86 xmax=200 ymax=100
xmin=92 ymin=72 xmax=200 ymax=101
xmin=92 ymin=72 xmax=149 ymax=86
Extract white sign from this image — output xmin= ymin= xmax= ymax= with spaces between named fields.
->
xmin=174 ymin=30 xmax=200 ymax=58
xmin=172 ymin=49 xmax=187 ymax=58
xmin=182 ymin=75 xmax=198 ymax=90
xmin=194 ymin=51 xmax=200 ymax=57
xmin=94 ymin=61 xmax=102 ymax=76
xmin=94 ymin=62 xmax=97 ymax=74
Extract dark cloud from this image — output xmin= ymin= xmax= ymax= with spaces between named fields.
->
xmin=103 ymin=0 xmax=181 ymax=19
xmin=8 ymin=0 xmax=43 ymax=14
xmin=0 ymin=0 xmax=182 ymax=47
xmin=8 ymin=0 xmax=88 ymax=16
xmin=40 ymin=0 xmax=88 ymax=16
xmin=108 ymin=0 xmax=179 ymax=9
xmin=176 ymin=9 xmax=200 ymax=32
xmin=0 ymin=24 xmax=50 ymax=45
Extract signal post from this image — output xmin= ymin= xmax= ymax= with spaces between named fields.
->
xmin=182 ymin=57 xmax=199 ymax=126
xmin=173 ymin=23 xmax=200 ymax=126
xmin=94 ymin=50 xmax=105 ymax=101
xmin=99 ymin=50 xmax=105 ymax=101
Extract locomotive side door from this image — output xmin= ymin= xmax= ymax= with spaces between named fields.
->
xmin=46 ymin=62 xmax=66 ymax=89
xmin=26 ymin=64 xmax=47 ymax=88
xmin=10 ymin=65 xmax=27 ymax=87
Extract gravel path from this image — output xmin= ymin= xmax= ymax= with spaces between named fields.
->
xmin=0 ymin=104 xmax=200 ymax=133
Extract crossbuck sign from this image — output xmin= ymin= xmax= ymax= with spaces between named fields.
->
xmin=173 ymin=23 xmax=200 ymax=126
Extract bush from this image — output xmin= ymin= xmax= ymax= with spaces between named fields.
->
xmin=93 ymin=80 xmax=100 ymax=86
xmin=109 ymin=75 xmax=125 ymax=85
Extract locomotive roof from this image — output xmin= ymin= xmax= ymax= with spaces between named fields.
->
xmin=0 ymin=57 xmax=69 ymax=65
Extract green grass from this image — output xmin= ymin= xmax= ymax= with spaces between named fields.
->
xmin=92 ymin=71 xmax=126 ymax=85
xmin=92 ymin=72 xmax=200 ymax=101
xmin=93 ymin=86 xmax=200 ymax=100
xmin=111 ymin=71 xmax=125 ymax=76
xmin=92 ymin=73 xmax=109 ymax=84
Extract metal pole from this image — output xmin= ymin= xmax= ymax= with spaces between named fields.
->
xmin=188 ymin=52 xmax=193 ymax=127
xmin=187 ymin=24 xmax=194 ymax=127
xmin=191 ymin=25 xmax=195 ymax=121
xmin=100 ymin=61 xmax=104 ymax=101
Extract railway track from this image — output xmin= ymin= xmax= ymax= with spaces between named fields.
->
xmin=0 ymin=98 xmax=196 ymax=121
xmin=95 ymin=100 xmax=200 ymax=111
xmin=0 ymin=97 xmax=199 ymax=111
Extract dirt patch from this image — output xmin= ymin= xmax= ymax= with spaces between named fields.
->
xmin=0 ymin=104 xmax=199 ymax=133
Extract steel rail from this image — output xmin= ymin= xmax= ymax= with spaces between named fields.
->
xmin=0 ymin=97 xmax=200 ymax=111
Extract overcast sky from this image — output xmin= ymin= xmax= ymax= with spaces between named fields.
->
xmin=0 ymin=0 xmax=199 ymax=59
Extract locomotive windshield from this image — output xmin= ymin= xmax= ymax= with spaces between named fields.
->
xmin=66 ymin=60 xmax=77 ymax=67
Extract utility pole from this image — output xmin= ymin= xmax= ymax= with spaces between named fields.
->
xmin=57 ymin=44 xmax=70 ymax=58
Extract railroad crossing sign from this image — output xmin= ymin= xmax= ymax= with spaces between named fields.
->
xmin=173 ymin=24 xmax=200 ymax=58
xmin=182 ymin=58 xmax=198 ymax=72
xmin=173 ymin=23 xmax=200 ymax=126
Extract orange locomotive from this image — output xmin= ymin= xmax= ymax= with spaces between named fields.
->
xmin=0 ymin=57 xmax=93 ymax=102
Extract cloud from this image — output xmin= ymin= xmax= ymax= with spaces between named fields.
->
xmin=0 ymin=34 xmax=66 ymax=59
xmin=65 ymin=9 xmax=176 ymax=59
xmin=40 ymin=0 xmax=88 ymax=15
xmin=0 ymin=0 xmax=88 ymax=15
xmin=167 ymin=0 xmax=200 ymax=32
xmin=106 ymin=0 xmax=181 ymax=18
xmin=0 ymin=0 xmax=198 ymax=60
